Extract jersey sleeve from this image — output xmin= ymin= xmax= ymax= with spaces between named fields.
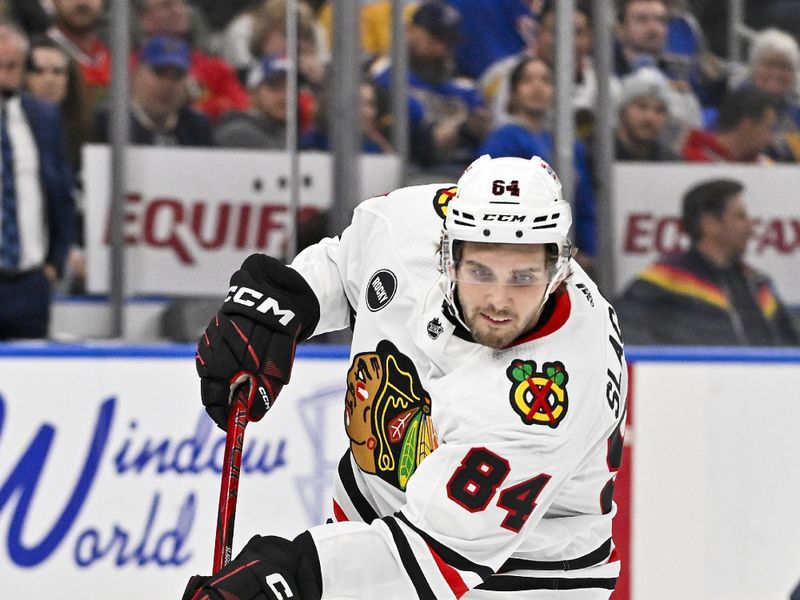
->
xmin=289 ymin=199 xmax=388 ymax=337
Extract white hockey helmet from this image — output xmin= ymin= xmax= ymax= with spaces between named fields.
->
xmin=440 ymin=155 xmax=573 ymax=327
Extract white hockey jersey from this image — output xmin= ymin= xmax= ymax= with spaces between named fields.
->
xmin=290 ymin=183 xmax=628 ymax=600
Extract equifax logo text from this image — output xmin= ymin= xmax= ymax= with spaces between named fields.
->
xmin=104 ymin=192 xmax=321 ymax=265
xmin=624 ymin=212 xmax=800 ymax=255
xmin=225 ymin=286 xmax=296 ymax=326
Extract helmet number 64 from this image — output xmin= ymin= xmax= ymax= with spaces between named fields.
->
xmin=492 ymin=179 xmax=521 ymax=197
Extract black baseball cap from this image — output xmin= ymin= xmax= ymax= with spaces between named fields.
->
xmin=412 ymin=1 xmax=462 ymax=43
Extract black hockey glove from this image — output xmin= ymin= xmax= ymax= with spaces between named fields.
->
xmin=182 ymin=533 xmax=322 ymax=600
xmin=196 ymin=254 xmax=320 ymax=430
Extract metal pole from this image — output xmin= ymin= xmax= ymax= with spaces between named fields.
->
xmin=593 ymin=0 xmax=616 ymax=294
xmin=553 ymin=0 xmax=575 ymax=207
xmin=728 ymin=0 xmax=745 ymax=62
xmin=329 ymin=1 xmax=361 ymax=237
xmin=109 ymin=0 xmax=130 ymax=338
xmin=286 ymin=0 xmax=299 ymax=261
xmin=390 ymin=0 xmax=409 ymax=172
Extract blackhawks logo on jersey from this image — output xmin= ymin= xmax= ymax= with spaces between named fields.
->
xmin=432 ymin=186 xmax=457 ymax=220
xmin=506 ymin=360 xmax=569 ymax=428
xmin=345 ymin=340 xmax=438 ymax=490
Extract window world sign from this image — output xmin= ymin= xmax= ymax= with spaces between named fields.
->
xmin=0 ymin=345 xmax=348 ymax=599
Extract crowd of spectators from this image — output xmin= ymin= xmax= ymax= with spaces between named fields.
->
xmin=0 ymin=0 xmax=798 ymax=344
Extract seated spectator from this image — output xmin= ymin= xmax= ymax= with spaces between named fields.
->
xmin=614 ymin=0 xmax=703 ymax=143
xmin=615 ymin=67 xmax=680 ymax=160
xmin=25 ymin=36 xmax=92 ymax=170
xmin=682 ymin=87 xmax=778 ymax=162
xmin=301 ymin=79 xmax=394 ymax=153
xmin=47 ymin=0 xmax=110 ymax=108
xmin=230 ymin=0 xmax=325 ymax=90
xmin=480 ymin=0 xmax=605 ymax=126
xmin=478 ymin=56 xmax=597 ymax=260
xmin=371 ymin=0 xmax=490 ymax=171
xmin=93 ymin=35 xmax=213 ymax=146
xmin=215 ymin=55 xmax=289 ymax=149
xmin=136 ymin=0 xmax=248 ymax=122
xmin=739 ymin=28 xmax=800 ymax=161
xmin=616 ymin=178 xmax=799 ymax=346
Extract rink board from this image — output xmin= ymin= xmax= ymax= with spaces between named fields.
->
xmin=1 ymin=344 xmax=799 ymax=599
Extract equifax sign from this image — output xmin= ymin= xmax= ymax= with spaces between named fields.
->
xmin=614 ymin=164 xmax=800 ymax=305
xmin=84 ymin=145 xmax=401 ymax=295
xmin=622 ymin=212 xmax=800 ymax=255
xmin=106 ymin=192 xmax=313 ymax=265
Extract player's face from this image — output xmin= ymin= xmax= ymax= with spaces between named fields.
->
xmin=456 ymin=242 xmax=551 ymax=349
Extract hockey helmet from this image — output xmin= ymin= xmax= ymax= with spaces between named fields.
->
xmin=440 ymin=155 xmax=573 ymax=329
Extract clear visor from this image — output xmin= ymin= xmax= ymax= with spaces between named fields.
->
xmin=449 ymin=260 xmax=560 ymax=287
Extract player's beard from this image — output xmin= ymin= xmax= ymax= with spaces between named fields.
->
xmin=463 ymin=306 xmax=524 ymax=350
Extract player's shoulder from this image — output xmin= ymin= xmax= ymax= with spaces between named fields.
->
xmin=564 ymin=261 xmax=620 ymax=333
xmin=357 ymin=182 xmax=458 ymax=227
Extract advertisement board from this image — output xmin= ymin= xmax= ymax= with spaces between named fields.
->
xmin=84 ymin=146 xmax=402 ymax=295
xmin=1 ymin=346 xmax=349 ymax=598
xmin=614 ymin=164 xmax=800 ymax=304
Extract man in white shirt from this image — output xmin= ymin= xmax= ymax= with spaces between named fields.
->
xmin=0 ymin=22 xmax=75 ymax=340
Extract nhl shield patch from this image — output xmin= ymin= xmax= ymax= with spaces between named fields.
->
xmin=506 ymin=360 xmax=569 ymax=428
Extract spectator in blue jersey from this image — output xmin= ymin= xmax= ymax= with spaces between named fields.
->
xmin=370 ymin=0 xmax=490 ymax=171
xmin=447 ymin=0 xmax=537 ymax=80
xmin=479 ymin=0 xmax=604 ymax=128
xmin=478 ymin=56 xmax=597 ymax=262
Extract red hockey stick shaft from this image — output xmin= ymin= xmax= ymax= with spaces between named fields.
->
xmin=213 ymin=377 xmax=254 ymax=573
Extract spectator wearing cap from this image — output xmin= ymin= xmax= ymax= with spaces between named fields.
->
xmin=370 ymin=0 xmax=490 ymax=171
xmin=615 ymin=67 xmax=680 ymax=160
xmin=135 ymin=0 xmax=248 ymax=123
xmin=214 ymin=55 xmax=290 ymax=149
xmin=93 ymin=35 xmax=213 ymax=146
xmin=682 ymin=87 xmax=778 ymax=163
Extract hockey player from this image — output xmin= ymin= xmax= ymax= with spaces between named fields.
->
xmin=185 ymin=155 xmax=628 ymax=600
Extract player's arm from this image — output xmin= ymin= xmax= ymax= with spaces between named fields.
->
xmin=196 ymin=201 xmax=382 ymax=429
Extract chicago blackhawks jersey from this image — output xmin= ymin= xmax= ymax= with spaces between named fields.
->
xmin=289 ymin=183 xmax=628 ymax=599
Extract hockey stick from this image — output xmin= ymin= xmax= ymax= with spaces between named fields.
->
xmin=213 ymin=373 xmax=256 ymax=573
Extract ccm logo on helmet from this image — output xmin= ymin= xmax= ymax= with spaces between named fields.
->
xmin=483 ymin=214 xmax=526 ymax=222
xmin=225 ymin=286 xmax=295 ymax=326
